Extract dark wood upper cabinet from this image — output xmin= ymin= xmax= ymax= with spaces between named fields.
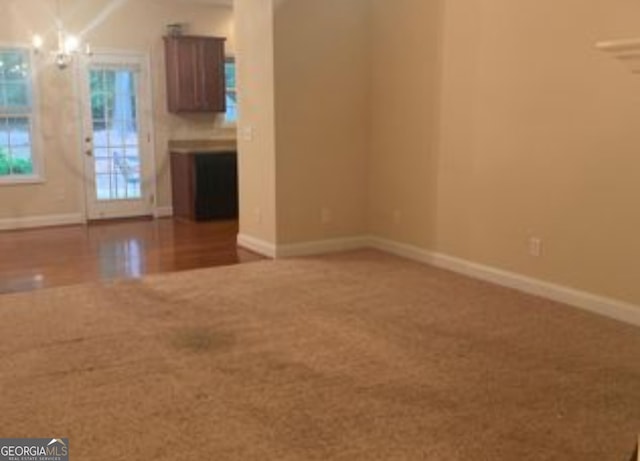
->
xmin=164 ymin=36 xmax=226 ymax=113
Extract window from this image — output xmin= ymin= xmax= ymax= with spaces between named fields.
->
xmin=224 ymin=57 xmax=237 ymax=124
xmin=0 ymin=48 xmax=37 ymax=181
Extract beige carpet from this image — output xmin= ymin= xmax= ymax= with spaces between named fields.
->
xmin=0 ymin=250 xmax=638 ymax=460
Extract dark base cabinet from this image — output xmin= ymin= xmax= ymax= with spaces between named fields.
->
xmin=170 ymin=151 xmax=238 ymax=221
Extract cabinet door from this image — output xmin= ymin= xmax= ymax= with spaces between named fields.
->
xmin=194 ymin=153 xmax=238 ymax=220
xmin=170 ymin=152 xmax=196 ymax=220
xmin=164 ymin=36 xmax=226 ymax=113
xmin=165 ymin=37 xmax=198 ymax=112
xmin=199 ymin=39 xmax=226 ymax=112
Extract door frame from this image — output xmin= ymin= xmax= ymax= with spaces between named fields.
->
xmin=76 ymin=49 xmax=157 ymax=221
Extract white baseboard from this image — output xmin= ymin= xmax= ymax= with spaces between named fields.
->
xmin=237 ymin=234 xmax=277 ymax=258
xmin=0 ymin=213 xmax=84 ymax=231
xmin=237 ymin=231 xmax=640 ymax=327
xmin=276 ymin=236 xmax=369 ymax=258
xmin=154 ymin=206 xmax=174 ymax=218
xmin=237 ymin=234 xmax=369 ymax=259
xmin=368 ymin=236 xmax=640 ymax=327
xmin=367 ymin=236 xmax=435 ymax=265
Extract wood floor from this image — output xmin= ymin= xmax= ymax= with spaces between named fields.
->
xmin=0 ymin=218 xmax=264 ymax=294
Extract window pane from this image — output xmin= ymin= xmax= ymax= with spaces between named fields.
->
xmin=124 ymin=148 xmax=140 ymax=168
xmin=225 ymin=60 xmax=236 ymax=89
xmin=0 ymin=49 xmax=35 ymax=179
xmin=111 ymin=149 xmax=127 ymax=172
xmin=0 ymin=117 xmax=7 ymax=176
xmin=94 ymin=158 xmax=111 ymax=174
xmin=1 ymin=117 xmax=33 ymax=177
xmin=0 ymin=143 xmax=9 ymax=176
xmin=4 ymin=82 xmax=30 ymax=108
xmin=9 ymin=117 xmax=31 ymax=147
xmin=114 ymin=173 xmax=127 ymax=199
xmin=127 ymin=180 xmax=141 ymax=199
xmin=0 ymin=50 xmax=30 ymax=112
xmin=0 ymin=51 xmax=28 ymax=81
xmin=0 ymin=118 xmax=7 ymax=147
xmin=93 ymin=120 xmax=108 ymax=147
xmin=95 ymin=174 xmax=112 ymax=200
xmin=113 ymin=71 xmax=137 ymax=141
xmin=90 ymin=70 xmax=105 ymax=93
xmin=0 ymin=52 xmax=10 ymax=79
xmin=0 ymin=152 xmax=10 ymax=176
xmin=10 ymin=147 xmax=32 ymax=174
xmin=93 ymin=147 xmax=111 ymax=160
xmin=11 ymin=145 xmax=31 ymax=161
xmin=226 ymin=91 xmax=237 ymax=123
xmin=104 ymin=71 xmax=116 ymax=121
xmin=91 ymin=93 xmax=107 ymax=121
xmin=108 ymin=121 xmax=127 ymax=146
xmin=89 ymin=65 xmax=142 ymax=200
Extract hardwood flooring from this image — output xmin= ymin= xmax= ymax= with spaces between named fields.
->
xmin=0 ymin=218 xmax=264 ymax=294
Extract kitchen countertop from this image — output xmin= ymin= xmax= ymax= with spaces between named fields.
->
xmin=169 ymin=139 xmax=237 ymax=154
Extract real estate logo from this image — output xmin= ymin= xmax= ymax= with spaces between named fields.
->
xmin=0 ymin=438 xmax=68 ymax=461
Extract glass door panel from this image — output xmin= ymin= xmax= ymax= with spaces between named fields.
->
xmin=89 ymin=68 xmax=141 ymax=201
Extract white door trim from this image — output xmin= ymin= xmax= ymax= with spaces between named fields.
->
xmin=77 ymin=49 xmax=157 ymax=221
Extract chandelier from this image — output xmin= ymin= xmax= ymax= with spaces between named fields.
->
xmin=32 ymin=0 xmax=92 ymax=69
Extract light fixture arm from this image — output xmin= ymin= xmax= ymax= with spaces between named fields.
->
xmin=32 ymin=0 xmax=92 ymax=70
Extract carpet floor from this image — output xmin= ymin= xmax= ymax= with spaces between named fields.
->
xmin=0 ymin=250 xmax=638 ymax=460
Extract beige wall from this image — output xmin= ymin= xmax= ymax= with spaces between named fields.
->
xmin=273 ymin=0 xmax=370 ymax=244
xmin=6 ymin=0 xmax=639 ymax=308
xmin=370 ymin=0 xmax=640 ymax=305
xmin=236 ymin=0 xmax=370 ymax=246
xmin=235 ymin=0 xmax=278 ymax=244
xmin=369 ymin=0 xmax=442 ymax=250
xmin=0 ymin=0 xmax=234 ymax=220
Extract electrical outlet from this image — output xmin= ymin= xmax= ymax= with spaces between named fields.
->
xmin=528 ymin=237 xmax=543 ymax=257
xmin=321 ymin=207 xmax=333 ymax=224
xmin=241 ymin=126 xmax=254 ymax=142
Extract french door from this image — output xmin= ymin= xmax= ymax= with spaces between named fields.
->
xmin=80 ymin=53 xmax=155 ymax=220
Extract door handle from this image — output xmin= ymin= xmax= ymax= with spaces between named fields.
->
xmin=85 ymin=149 xmax=93 ymax=157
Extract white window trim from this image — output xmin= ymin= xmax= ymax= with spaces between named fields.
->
xmin=0 ymin=43 xmax=44 ymax=185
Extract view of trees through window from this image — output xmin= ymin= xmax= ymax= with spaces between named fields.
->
xmin=0 ymin=144 xmax=33 ymax=175
xmin=90 ymin=70 xmax=137 ymax=130
xmin=0 ymin=49 xmax=34 ymax=178
xmin=225 ymin=58 xmax=237 ymax=123
xmin=89 ymin=67 xmax=142 ymax=201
